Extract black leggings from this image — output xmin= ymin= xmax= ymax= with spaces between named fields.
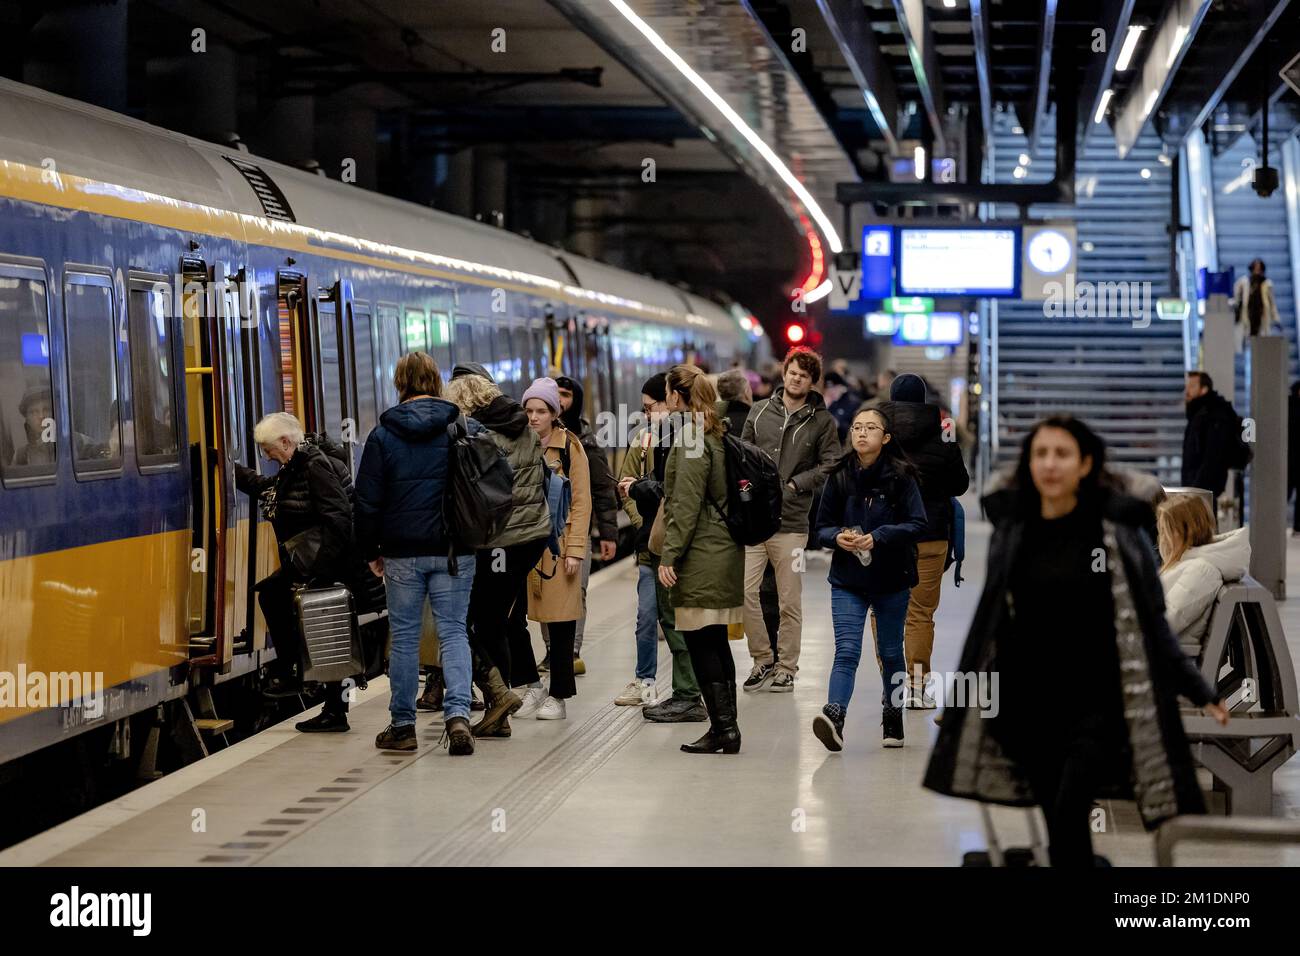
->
xmin=684 ymin=624 xmax=736 ymax=686
xmin=544 ymin=621 xmax=577 ymax=699
xmin=468 ymin=538 xmax=547 ymax=688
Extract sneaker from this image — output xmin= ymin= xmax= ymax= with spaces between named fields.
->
xmin=537 ymin=655 xmax=550 ymax=673
xmin=904 ymin=685 xmax=923 ymax=709
xmin=812 ymin=703 xmax=845 ymax=752
xmin=920 ymin=673 xmax=938 ymax=709
xmin=515 ymin=684 xmax=548 ymax=718
xmin=882 ymin=706 xmax=904 ymax=748
xmin=375 ymin=723 xmax=417 ymax=751
xmin=615 ymin=678 xmax=656 ymax=706
xmin=296 ymin=710 xmax=350 ymax=733
xmin=535 ymin=696 xmax=566 ymax=720
xmin=642 ymin=696 xmax=708 ymax=722
xmin=573 ymin=656 xmax=586 ymax=676
xmin=743 ymin=663 xmax=775 ymax=693
xmin=443 ymin=716 xmax=475 ymax=756
xmin=768 ymin=672 xmax=795 ymax=693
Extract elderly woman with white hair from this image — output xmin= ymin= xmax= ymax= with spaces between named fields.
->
xmin=235 ymin=411 xmax=361 ymax=732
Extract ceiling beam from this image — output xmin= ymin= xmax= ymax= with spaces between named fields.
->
xmin=1112 ymin=0 xmax=1213 ymax=158
xmin=1022 ymin=0 xmax=1058 ymax=158
xmin=890 ymin=0 xmax=946 ymax=154
xmin=815 ymin=0 xmax=900 ymax=155
xmin=1079 ymin=0 xmax=1135 ymax=151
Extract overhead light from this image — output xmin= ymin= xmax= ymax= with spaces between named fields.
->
xmin=1140 ymin=167 xmax=1152 ymax=179
xmin=1094 ymin=88 xmax=1114 ymax=124
xmin=1012 ymin=166 xmax=1027 ymax=179
xmin=1116 ymin=25 xmax=1145 ymax=72
xmin=914 ymin=145 xmax=926 ymax=180
xmin=1143 ymin=89 xmax=1159 ymax=117
xmin=942 ymin=0 xmax=957 ymax=7
xmin=604 ymin=0 xmax=843 ymax=253
xmin=1019 ymin=153 xmax=1031 ymax=166
xmin=1166 ymin=25 xmax=1189 ymax=68
xmin=803 ymin=280 xmax=834 ymax=304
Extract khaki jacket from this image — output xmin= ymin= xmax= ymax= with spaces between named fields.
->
xmin=527 ymin=426 xmax=591 ymax=622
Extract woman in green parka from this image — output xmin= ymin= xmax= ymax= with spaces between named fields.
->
xmin=658 ymin=365 xmax=745 ymax=754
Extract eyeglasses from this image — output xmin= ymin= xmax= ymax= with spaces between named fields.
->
xmin=851 ymin=423 xmax=884 ymax=435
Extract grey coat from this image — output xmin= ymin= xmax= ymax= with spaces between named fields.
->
xmin=741 ymin=386 xmax=841 ymax=534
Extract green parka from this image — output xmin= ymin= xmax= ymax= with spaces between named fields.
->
xmin=659 ymin=427 xmax=744 ymax=610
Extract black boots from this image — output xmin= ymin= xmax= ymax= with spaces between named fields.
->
xmin=882 ymin=704 xmax=904 ymax=748
xmin=680 ymin=682 xmax=741 ymax=754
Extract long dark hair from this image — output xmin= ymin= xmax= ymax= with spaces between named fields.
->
xmin=1247 ymin=258 xmax=1266 ymax=334
xmin=835 ymin=405 xmax=917 ymax=480
xmin=1013 ymin=414 xmax=1114 ymax=514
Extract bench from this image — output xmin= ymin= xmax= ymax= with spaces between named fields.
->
xmin=1180 ymin=575 xmax=1300 ymax=815
xmin=1155 ymin=815 xmax=1300 ymax=866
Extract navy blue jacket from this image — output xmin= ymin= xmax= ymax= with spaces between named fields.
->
xmin=814 ymin=455 xmax=927 ymax=595
xmin=355 ymin=396 xmax=466 ymax=560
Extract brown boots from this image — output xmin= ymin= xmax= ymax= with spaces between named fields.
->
xmin=471 ymin=655 xmax=523 ymax=738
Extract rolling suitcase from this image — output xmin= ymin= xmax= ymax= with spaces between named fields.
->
xmin=961 ymin=805 xmax=1049 ymax=867
xmin=295 ymin=584 xmax=365 ymax=683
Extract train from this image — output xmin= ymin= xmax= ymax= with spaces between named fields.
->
xmin=0 ymin=77 xmax=762 ymax=788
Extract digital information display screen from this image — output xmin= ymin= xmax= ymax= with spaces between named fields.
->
xmin=895 ymin=227 xmax=1021 ymax=297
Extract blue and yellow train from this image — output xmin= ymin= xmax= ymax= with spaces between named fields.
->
xmin=0 ymin=77 xmax=759 ymax=776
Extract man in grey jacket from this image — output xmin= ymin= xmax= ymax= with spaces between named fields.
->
xmin=740 ymin=348 xmax=842 ymax=691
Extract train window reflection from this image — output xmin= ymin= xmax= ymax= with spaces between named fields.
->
xmin=0 ymin=273 xmax=58 ymax=481
xmin=128 ymin=285 xmax=179 ymax=464
xmin=64 ymin=276 xmax=121 ymax=473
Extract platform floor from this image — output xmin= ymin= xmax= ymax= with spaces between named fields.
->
xmin=5 ymin=502 xmax=1300 ymax=867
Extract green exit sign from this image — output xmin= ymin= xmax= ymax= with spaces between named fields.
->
xmin=882 ymin=296 xmax=934 ymax=314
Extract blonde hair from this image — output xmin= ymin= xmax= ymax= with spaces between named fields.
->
xmin=394 ymin=351 xmax=442 ymax=402
xmin=444 ymin=374 xmax=502 ymax=416
xmin=1157 ymin=494 xmax=1216 ymax=571
xmin=253 ymin=411 xmax=304 ymax=447
xmin=667 ymin=364 xmax=723 ymax=436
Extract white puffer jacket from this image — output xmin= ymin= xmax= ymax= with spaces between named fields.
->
xmin=1159 ymin=527 xmax=1251 ymax=649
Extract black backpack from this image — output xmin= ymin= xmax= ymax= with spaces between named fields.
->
xmin=444 ymin=415 xmax=515 ymax=550
xmin=709 ymin=432 xmax=782 ymax=547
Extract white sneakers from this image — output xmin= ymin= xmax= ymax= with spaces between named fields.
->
xmin=516 ymin=684 xmax=548 ymax=719
xmin=536 ymin=696 xmax=566 ymax=720
xmin=614 ymin=678 xmax=656 ymax=707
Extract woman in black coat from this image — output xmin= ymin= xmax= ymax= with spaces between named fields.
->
xmin=923 ymin=415 xmax=1229 ymax=866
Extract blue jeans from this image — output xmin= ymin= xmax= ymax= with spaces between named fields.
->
xmin=384 ymin=555 xmax=476 ymax=725
xmin=635 ymin=563 xmax=659 ymax=680
xmin=828 ymin=586 xmax=910 ymax=711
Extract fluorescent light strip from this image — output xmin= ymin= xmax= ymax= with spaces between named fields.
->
xmin=1166 ymin=24 xmax=1189 ymax=68
xmin=1094 ymin=88 xmax=1114 ymax=124
xmin=803 ymin=279 xmax=834 ymax=304
xmin=1115 ymin=25 xmax=1144 ymax=72
xmin=604 ymin=0 xmax=843 ymax=253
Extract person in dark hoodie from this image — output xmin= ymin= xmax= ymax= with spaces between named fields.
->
xmin=822 ymin=371 xmax=862 ymax=445
xmin=548 ymin=375 xmax=620 ymax=675
xmin=923 ymin=415 xmax=1229 ymax=866
xmin=714 ymin=368 xmax=753 ymax=438
xmin=444 ymin=365 xmax=554 ymax=739
xmin=355 ymin=352 xmax=477 ymax=756
xmin=876 ymin=372 xmax=970 ymax=708
xmin=235 ymin=413 xmax=369 ymax=732
xmin=1181 ymin=370 xmax=1243 ymax=501
xmin=811 ymin=406 xmax=927 ymax=752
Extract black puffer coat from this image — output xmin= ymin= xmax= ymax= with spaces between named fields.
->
xmin=1182 ymin=389 xmax=1239 ymax=497
xmin=922 ymin=486 xmax=1217 ymax=831
xmin=875 ymin=399 xmax=968 ymax=542
xmin=557 ymin=376 xmax=621 ymax=544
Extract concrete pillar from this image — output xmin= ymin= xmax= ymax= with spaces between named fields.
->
xmin=474 ymin=150 xmax=508 ymax=226
xmin=315 ymin=88 xmax=378 ymax=190
xmin=145 ymin=45 xmax=239 ymax=142
xmin=1248 ymin=336 xmax=1287 ymax=598
xmin=256 ymin=96 xmax=317 ymax=169
xmin=24 ymin=3 xmax=127 ymax=112
xmin=435 ymin=148 xmax=474 ymax=218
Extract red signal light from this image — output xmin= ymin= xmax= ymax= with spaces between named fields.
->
xmin=785 ymin=322 xmax=806 ymax=344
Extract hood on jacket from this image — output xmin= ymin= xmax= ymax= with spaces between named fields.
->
xmin=1186 ymin=389 xmax=1233 ymax=421
xmin=473 ymin=393 xmax=529 ymax=439
xmin=982 ymin=482 xmax=1152 ymax=530
xmin=556 ymin=376 xmax=586 ymax=434
xmin=768 ymin=385 xmax=827 ymax=412
xmin=876 ymin=399 xmax=940 ymax=448
xmin=1179 ymin=526 xmax=1250 ymax=581
xmin=304 ymin=432 xmax=350 ymax=468
xmin=379 ymin=396 xmax=459 ymax=441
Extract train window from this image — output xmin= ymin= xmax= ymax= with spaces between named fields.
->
xmin=513 ymin=326 xmax=531 ymax=383
xmin=127 ymin=282 xmax=179 ymax=465
xmin=429 ymin=311 xmax=451 ymax=376
xmin=532 ymin=326 xmax=547 ymax=377
xmin=316 ymin=302 xmax=345 ymax=441
xmin=454 ymin=318 xmax=473 ymax=364
xmin=63 ymin=274 xmax=121 ymax=474
xmin=350 ymin=306 xmax=377 ymax=442
xmin=0 ymin=270 xmax=57 ymax=482
xmin=376 ymin=303 xmax=400 ymax=407
xmin=404 ymin=308 xmax=427 ymax=353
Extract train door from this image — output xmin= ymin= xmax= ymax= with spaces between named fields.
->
xmin=346 ymin=295 xmax=379 ymax=471
xmin=211 ymin=262 xmax=248 ymax=669
xmin=232 ymin=267 xmax=263 ymax=654
xmin=310 ymin=284 xmax=348 ymax=444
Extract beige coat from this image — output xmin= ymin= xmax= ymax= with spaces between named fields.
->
xmin=527 ymin=426 xmax=592 ymax=622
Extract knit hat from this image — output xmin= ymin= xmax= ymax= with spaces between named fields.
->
xmin=521 ymin=377 xmax=562 ymax=414
xmin=890 ymin=372 xmax=927 ymax=404
xmin=450 ymin=362 xmax=494 ymax=383
xmin=641 ymin=372 xmax=667 ymax=403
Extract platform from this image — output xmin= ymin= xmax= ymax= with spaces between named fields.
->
xmin=5 ymin=502 xmax=1300 ymax=868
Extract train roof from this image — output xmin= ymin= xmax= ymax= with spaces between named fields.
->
xmin=0 ymin=78 xmax=741 ymax=337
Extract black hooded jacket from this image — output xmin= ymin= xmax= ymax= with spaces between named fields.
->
xmin=875 ymin=399 xmax=969 ymax=542
xmin=556 ymin=376 xmax=620 ymax=543
xmin=1182 ymin=389 xmax=1239 ymax=497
